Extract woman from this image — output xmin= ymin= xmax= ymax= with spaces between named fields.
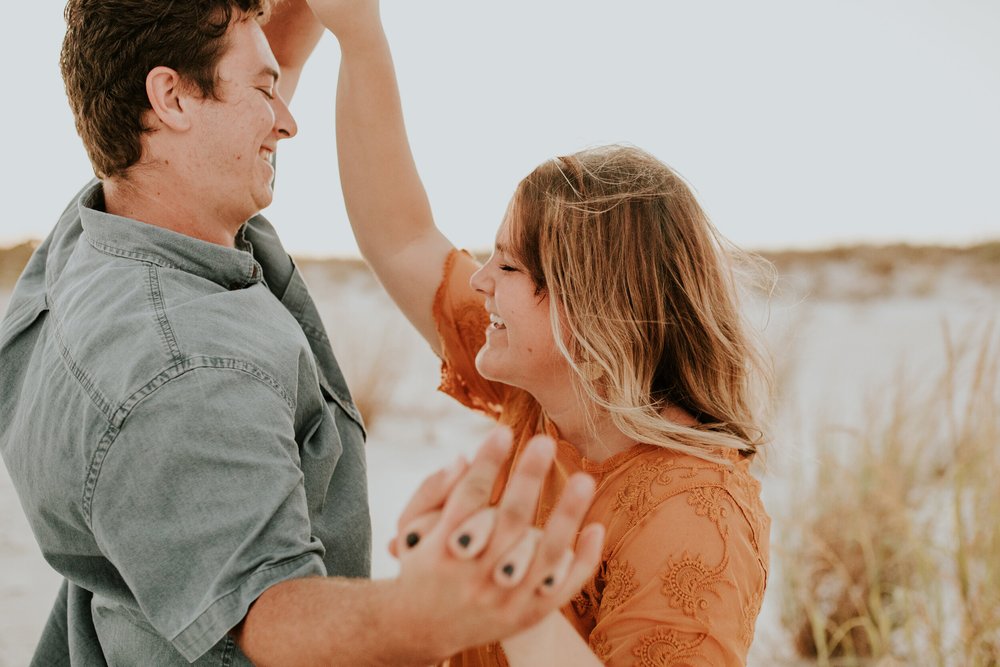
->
xmin=304 ymin=1 xmax=772 ymax=664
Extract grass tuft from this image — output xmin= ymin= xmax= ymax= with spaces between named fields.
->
xmin=780 ymin=323 xmax=1000 ymax=666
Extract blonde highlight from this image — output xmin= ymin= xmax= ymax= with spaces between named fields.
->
xmin=507 ymin=145 xmax=774 ymax=462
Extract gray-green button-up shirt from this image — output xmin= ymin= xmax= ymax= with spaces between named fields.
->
xmin=0 ymin=181 xmax=371 ymax=664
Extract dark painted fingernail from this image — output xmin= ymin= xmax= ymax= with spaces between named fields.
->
xmin=405 ymin=532 xmax=420 ymax=548
xmin=502 ymin=563 xmax=515 ymax=577
xmin=457 ymin=533 xmax=472 ymax=548
xmin=543 ymin=575 xmax=555 ymax=587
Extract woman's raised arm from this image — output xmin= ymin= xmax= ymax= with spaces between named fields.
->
xmin=262 ymin=0 xmax=325 ymax=103
xmin=308 ymin=0 xmax=455 ymax=354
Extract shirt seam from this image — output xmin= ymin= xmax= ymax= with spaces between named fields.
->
xmin=87 ymin=236 xmax=186 ymax=272
xmin=282 ymin=273 xmax=329 ymax=345
xmin=82 ymin=357 xmax=296 ymax=528
xmin=146 ymin=264 xmax=183 ymax=364
xmin=49 ymin=310 xmax=114 ymax=421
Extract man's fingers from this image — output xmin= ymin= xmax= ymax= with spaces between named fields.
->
xmin=439 ymin=426 xmax=514 ymax=530
xmin=396 ymin=456 xmax=467 ymax=535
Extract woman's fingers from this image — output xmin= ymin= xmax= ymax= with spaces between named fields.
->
xmin=395 ymin=456 xmax=468 ymax=537
xmin=391 ymin=510 xmax=442 ymax=559
xmin=438 ymin=426 xmax=514 ymax=531
xmin=492 ymin=527 xmax=542 ymax=587
xmin=449 ymin=507 xmax=497 ymax=559
xmin=537 ymin=549 xmax=573 ymax=595
xmin=549 ymin=522 xmax=605 ymax=599
xmin=475 ymin=435 xmax=554 ymax=563
xmin=520 ymin=472 xmax=600 ymax=592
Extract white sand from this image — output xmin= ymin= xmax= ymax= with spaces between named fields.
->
xmin=1 ymin=253 xmax=997 ymax=665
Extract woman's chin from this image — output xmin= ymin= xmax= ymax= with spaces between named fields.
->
xmin=474 ymin=351 xmax=507 ymax=384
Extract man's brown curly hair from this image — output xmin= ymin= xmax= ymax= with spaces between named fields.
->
xmin=61 ymin=0 xmax=274 ymax=179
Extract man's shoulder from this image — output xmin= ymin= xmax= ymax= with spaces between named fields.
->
xmin=51 ymin=245 xmax=310 ymax=413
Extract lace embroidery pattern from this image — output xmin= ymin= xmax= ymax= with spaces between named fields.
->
xmin=602 ymin=559 xmax=639 ymax=613
xmin=614 ymin=459 xmax=685 ymax=528
xmin=740 ymin=584 xmax=765 ymax=648
xmin=434 ymin=251 xmax=772 ymax=667
xmin=572 ymin=577 xmax=600 ymax=618
xmin=437 ymin=300 xmax=504 ymax=418
xmin=687 ymin=486 xmax=731 ymax=538
xmin=660 ymin=551 xmax=731 ymax=619
xmin=631 ymin=627 xmax=705 ymax=666
xmin=590 ymin=631 xmax=612 ymax=661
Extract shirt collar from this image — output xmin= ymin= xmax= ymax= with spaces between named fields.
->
xmin=78 ymin=180 xmax=263 ymax=290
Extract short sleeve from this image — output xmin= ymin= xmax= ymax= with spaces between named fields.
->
xmin=433 ymin=249 xmax=510 ymax=418
xmin=585 ymin=487 xmax=766 ymax=667
xmin=89 ymin=366 xmax=326 ymax=662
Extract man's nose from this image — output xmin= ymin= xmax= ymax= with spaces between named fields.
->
xmin=275 ymin=96 xmax=298 ymax=139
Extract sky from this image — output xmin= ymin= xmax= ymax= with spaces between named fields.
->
xmin=3 ymin=0 xmax=998 ymax=257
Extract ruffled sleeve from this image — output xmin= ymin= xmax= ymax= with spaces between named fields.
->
xmin=433 ymin=249 xmax=510 ymax=419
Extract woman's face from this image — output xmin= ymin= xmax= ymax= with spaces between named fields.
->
xmin=469 ymin=219 xmax=571 ymax=394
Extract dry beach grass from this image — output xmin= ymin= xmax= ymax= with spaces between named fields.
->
xmin=778 ymin=325 xmax=1000 ymax=666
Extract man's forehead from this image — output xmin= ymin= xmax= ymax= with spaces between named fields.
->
xmin=220 ymin=19 xmax=281 ymax=80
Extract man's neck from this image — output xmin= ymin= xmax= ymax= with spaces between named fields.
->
xmin=102 ymin=173 xmax=242 ymax=248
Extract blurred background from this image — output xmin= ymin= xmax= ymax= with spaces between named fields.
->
xmin=3 ymin=0 xmax=999 ymax=254
xmin=2 ymin=1 xmax=998 ymax=665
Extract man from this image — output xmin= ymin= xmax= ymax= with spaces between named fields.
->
xmin=0 ymin=1 xmax=601 ymax=664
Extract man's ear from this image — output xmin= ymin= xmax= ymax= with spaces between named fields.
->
xmin=145 ymin=66 xmax=193 ymax=131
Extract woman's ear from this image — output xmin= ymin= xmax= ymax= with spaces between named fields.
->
xmin=145 ymin=66 xmax=193 ymax=131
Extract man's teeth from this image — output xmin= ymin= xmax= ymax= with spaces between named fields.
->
xmin=489 ymin=314 xmax=506 ymax=329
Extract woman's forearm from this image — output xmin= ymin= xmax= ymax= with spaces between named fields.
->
xmin=501 ymin=611 xmax=605 ymax=667
xmin=314 ymin=2 xmax=453 ymax=350
xmin=334 ymin=24 xmax=439 ymax=262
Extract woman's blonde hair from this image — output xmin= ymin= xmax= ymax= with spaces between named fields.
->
xmin=506 ymin=145 xmax=773 ymax=460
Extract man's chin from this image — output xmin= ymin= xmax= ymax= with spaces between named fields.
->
xmin=252 ymin=188 xmax=274 ymax=216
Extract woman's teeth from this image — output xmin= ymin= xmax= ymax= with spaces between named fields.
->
xmin=489 ymin=314 xmax=506 ymax=329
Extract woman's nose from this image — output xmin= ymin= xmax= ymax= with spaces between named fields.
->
xmin=470 ymin=263 xmax=492 ymax=295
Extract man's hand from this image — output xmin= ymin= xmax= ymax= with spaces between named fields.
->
xmin=385 ymin=428 xmax=605 ymax=660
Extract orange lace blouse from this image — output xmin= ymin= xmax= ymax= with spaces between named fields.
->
xmin=434 ymin=250 xmax=770 ymax=667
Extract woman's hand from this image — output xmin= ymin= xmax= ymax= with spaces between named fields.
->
xmin=305 ymin=0 xmax=382 ymax=47
xmin=387 ymin=428 xmax=605 ymax=659
xmin=261 ymin=0 xmax=325 ymax=102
